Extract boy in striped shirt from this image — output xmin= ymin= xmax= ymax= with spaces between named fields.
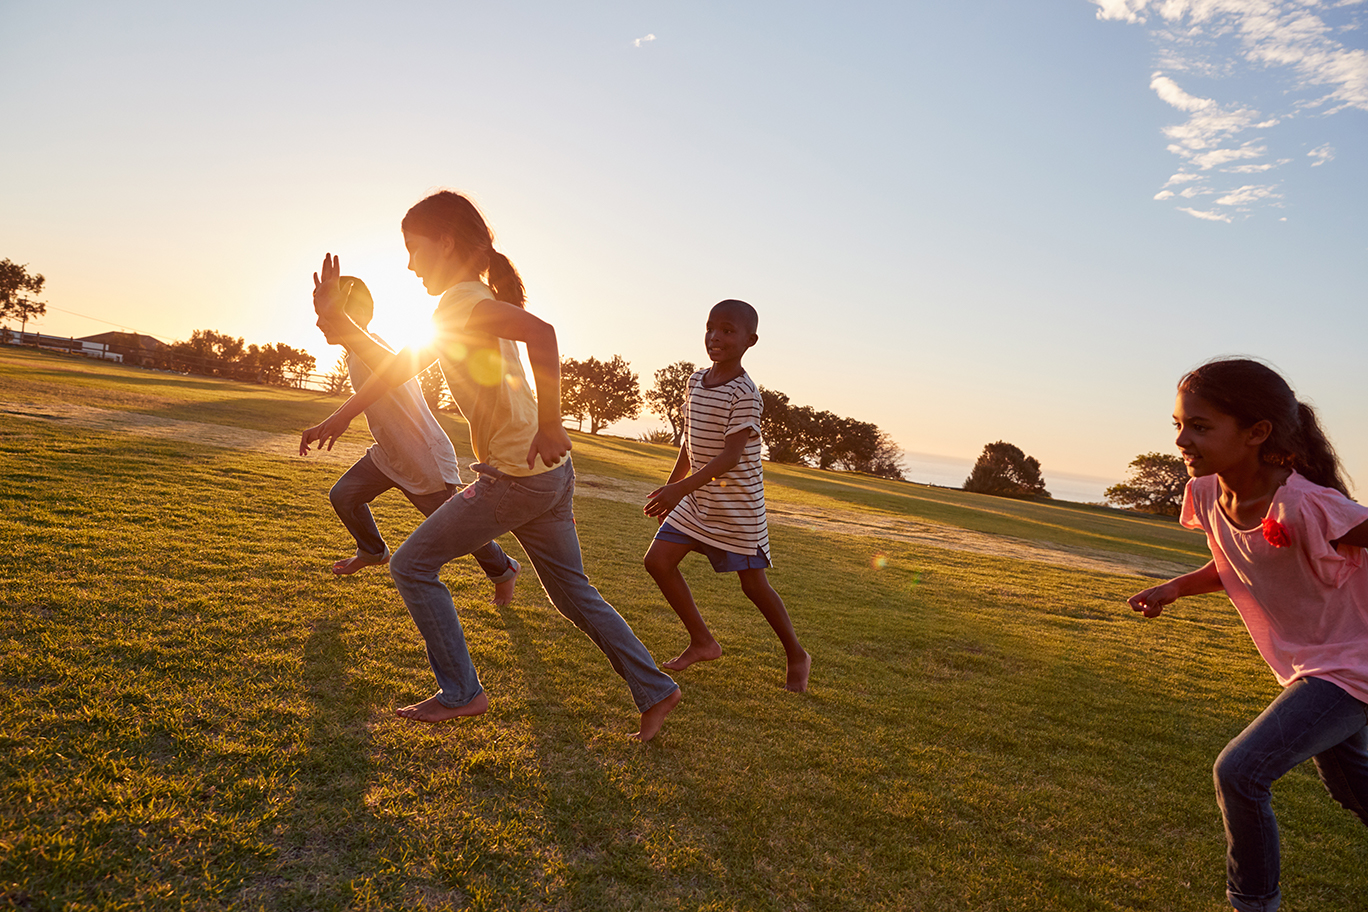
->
xmin=643 ymin=300 xmax=810 ymax=692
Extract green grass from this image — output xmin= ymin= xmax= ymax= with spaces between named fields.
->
xmin=1 ymin=348 xmax=1363 ymax=911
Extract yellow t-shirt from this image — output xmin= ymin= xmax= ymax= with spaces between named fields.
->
xmin=432 ymin=281 xmax=559 ymax=478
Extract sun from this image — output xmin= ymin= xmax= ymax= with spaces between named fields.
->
xmin=381 ymin=307 xmax=438 ymax=352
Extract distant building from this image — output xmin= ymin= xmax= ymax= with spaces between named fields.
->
xmin=2 ymin=328 xmax=126 ymax=362
xmin=78 ymin=331 xmax=170 ymax=366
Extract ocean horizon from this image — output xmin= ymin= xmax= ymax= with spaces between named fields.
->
xmin=901 ymin=451 xmax=1114 ymax=505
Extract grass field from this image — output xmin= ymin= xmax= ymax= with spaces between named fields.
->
xmin=1 ymin=348 xmax=1364 ymax=911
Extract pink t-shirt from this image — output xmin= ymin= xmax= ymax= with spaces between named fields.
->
xmin=1181 ymin=471 xmax=1368 ymax=702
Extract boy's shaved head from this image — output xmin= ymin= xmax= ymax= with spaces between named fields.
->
xmin=341 ymin=276 xmax=375 ymax=328
xmin=711 ymin=299 xmax=758 ymax=334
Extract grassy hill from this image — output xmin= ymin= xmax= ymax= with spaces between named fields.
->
xmin=1 ymin=347 xmax=1361 ymax=911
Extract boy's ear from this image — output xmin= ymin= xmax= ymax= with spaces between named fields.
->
xmin=747 ymin=332 xmax=759 ymax=348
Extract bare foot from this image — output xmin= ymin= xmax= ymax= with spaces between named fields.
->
xmin=661 ymin=641 xmax=722 ymax=672
xmin=332 ymin=550 xmax=389 ymax=575
xmin=395 ymin=691 xmax=488 ymax=723
xmin=785 ymin=650 xmax=812 ymax=693
xmin=491 ymin=559 xmax=519 ymax=606
xmin=633 ymin=686 xmax=681 ymax=742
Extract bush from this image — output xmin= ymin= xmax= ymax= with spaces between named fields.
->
xmin=1105 ymin=453 xmax=1187 ymax=516
xmin=963 ymin=441 xmax=1050 ymax=498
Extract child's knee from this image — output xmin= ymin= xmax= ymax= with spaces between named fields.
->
xmin=1213 ymin=741 xmax=1264 ymax=799
xmin=738 ymin=570 xmax=774 ymax=601
xmin=388 ymin=543 xmax=418 ymax=585
xmin=643 ymin=551 xmax=669 ymax=580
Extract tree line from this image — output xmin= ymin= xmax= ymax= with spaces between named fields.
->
xmin=168 ymin=329 xmax=317 ymax=388
xmin=556 ymin=355 xmax=905 ymax=479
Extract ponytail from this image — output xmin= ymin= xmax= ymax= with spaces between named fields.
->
xmin=486 ymin=248 xmax=526 ymax=309
xmin=1179 ymin=358 xmax=1351 ymax=497
xmin=1292 ymin=401 xmax=1349 ymax=496
xmin=402 ymin=190 xmax=526 ymax=308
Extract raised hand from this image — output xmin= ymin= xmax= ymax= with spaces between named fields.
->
xmin=312 ymin=253 xmax=346 ymax=318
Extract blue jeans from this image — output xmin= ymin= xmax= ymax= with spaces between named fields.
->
xmin=329 ymin=451 xmax=514 ymax=582
xmin=1214 ymin=676 xmax=1368 ymax=912
xmin=389 ymin=459 xmax=677 ymax=712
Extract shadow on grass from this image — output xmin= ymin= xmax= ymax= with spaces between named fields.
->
xmin=236 ymin=615 xmax=403 ymax=910
xmin=492 ymin=602 xmax=708 ymax=909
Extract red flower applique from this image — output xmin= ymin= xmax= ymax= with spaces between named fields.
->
xmin=1261 ymin=517 xmax=1291 ymax=548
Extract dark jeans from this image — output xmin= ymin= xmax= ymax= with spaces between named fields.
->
xmin=329 ymin=451 xmax=514 ymax=582
xmin=389 ymin=460 xmax=677 ymax=711
xmin=1214 ymin=676 xmax=1368 ymax=912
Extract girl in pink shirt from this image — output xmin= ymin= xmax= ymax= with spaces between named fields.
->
xmin=1130 ymin=358 xmax=1368 ymax=912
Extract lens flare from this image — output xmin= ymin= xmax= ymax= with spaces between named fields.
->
xmin=871 ymin=552 xmax=888 ymax=569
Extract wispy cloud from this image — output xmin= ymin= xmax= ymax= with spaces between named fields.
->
xmin=1214 ymin=184 xmax=1283 ymax=206
xmin=1178 ymin=206 xmax=1235 ymax=222
xmin=1090 ymin=0 xmax=1366 ymax=220
xmin=633 ymin=33 xmax=656 ymax=48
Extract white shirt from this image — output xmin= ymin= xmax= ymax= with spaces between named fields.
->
xmin=346 ymin=332 xmax=461 ymax=495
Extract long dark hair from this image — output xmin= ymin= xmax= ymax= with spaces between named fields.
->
xmin=401 ymin=190 xmax=526 ymax=308
xmin=1179 ymin=358 xmax=1350 ymax=496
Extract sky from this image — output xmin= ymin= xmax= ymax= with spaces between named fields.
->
xmin=2 ymin=0 xmax=1365 ymax=495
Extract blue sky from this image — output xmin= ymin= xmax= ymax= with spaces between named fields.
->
xmin=2 ymin=1 xmax=1364 ymax=493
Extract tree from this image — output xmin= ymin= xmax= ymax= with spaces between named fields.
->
xmin=963 ymin=441 xmax=1051 ymax=498
xmin=324 ymin=355 xmax=352 ymax=396
xmin=758 ymin=387 xmax=805 ymax=464
xmin=0 ymin=259 xmax=47 ymax=340
xmin=1105 ymin=452 xmax=1188 ymax=515
xmin=559 ymin=355 xmax=642 ymax=434
xmin=833 ymin=423 xmax=906 ymax=480
xmin=172 ymin=330 xmax=245 ymax=376
xmin=644 ymin=360 xmax=697 ymax=447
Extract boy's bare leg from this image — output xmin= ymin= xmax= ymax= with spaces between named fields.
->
xmin=333 ymin=549 xmax=390 ymax=575
xmin=395 ymin=690 xmax=489 ymax=723
xmin=491 ymin=560 xmax=519 ymax=606
xmin=738 ymin=569 xmax=810 ymax=692
xmin=645 ymin=540 xmax=722 ymax=671
xmin=633 ymin=685 xmax=682 ymax=742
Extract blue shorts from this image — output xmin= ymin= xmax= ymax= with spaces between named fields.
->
xmin=654 ymin=521 xmax=771 ymax=573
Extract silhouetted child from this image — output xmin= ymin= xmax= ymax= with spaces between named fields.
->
xmin=643 ymin=299 xmax=810 ymax=692
xmin=313 ymin=276 xmax=518 ymax=604
xmin=303 ymin=191 xmax=679 ymax=740
xmin=1129 ymin=358 xmax=1368 ymax=912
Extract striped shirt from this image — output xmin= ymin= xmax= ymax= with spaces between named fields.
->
xmin=665 ymin=369 xmax=769 ymax=557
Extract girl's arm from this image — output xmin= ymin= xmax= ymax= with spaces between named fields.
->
xmin=644 ymin=430 xmax=749 ymax=519
xmin=1127 ymin=560 xmax=1223 ymax=618
xmin=464 ymin=298 xmax=571 ymax=469
xmin=1332 ymin=519 xmax=1368 ymax=549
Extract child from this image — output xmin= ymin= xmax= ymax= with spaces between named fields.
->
xmin=311 ymin=276 xmax=519 ymax=606
xmin=300 ymin=190 xmax=680 ymax=741
xmin=642 ymin=299 xmax=810 ymax=692
xmin=1128 ymin=358 xmax=1368 ymax=912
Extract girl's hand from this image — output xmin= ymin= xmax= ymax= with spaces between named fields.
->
xmin=527 ymin=424 xmax=572 ymax=469
xmin=1128 ymin=582 xmax=1180 ymax=618
xmin=644 ymin=483 xmax=685 ymax=519
xmin=300 ymin=413 xmax=352 ymax=455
